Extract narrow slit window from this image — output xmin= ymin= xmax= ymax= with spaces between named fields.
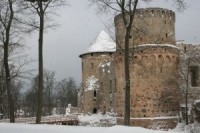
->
xmin=91 ymin=63 xmax=94 ymax=69
xmin=110 ymin=80 xmax=112 ymax=94
xmin=94 ymin=90 xmax=97 ymax=97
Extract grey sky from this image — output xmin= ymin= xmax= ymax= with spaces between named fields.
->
xmin=25 ymin=0 xmax=200 ymax=85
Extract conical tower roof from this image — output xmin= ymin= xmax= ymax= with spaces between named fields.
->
xmin=80 ymin=30 xmax=116 ymax=56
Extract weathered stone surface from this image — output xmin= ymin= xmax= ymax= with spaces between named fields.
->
xmin=78 ymin=7 xmax=198 ymax=129
xmin=114 ymin=8 xmax=176 ymax=49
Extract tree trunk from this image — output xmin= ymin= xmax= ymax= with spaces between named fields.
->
xmin=48 ymin=85 xmax=51 ymax=115
xmin=185 ymin=87 xmax=188 ymax=125
xmin=124 ymin=27 xmax=131 ymax=126
xmin=36 ymin=1 xmax=44 ymax=124
xmin=123 ymin=0 xmax=138 ymax=126
xmin=3 ymin=0 xmax=15 ymax=123
xmin=4 ymin=39 xmax=15 ymax=123
xmin=185 ymin=75 xmax=189 ymax=125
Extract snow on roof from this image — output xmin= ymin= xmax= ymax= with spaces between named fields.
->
xmin=81 ymin=30 xmax=116 ymax=55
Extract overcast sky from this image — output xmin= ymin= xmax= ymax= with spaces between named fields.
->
xmin=25 ymin=0 xmax=200 ymax=85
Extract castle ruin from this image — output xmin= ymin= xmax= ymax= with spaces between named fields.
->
xmin=78 ymin=7 xmax=200 ymax=129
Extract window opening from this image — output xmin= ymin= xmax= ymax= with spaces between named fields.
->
xmin=190 ymin=66 xmax=199 ymax=87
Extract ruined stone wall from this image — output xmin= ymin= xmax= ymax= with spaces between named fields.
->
xmin=178 ymin=43 xmax=200 ymax=104
xmin=117 ymin=117 xmax=178 ymax=130
xmin=98 ymin=59 xmax=116 ymax=113
xmin=114 ymin=8 xmax=175 ymax=49
xmin=79 ymin=52 xmax=114 ymax=113
xmin=115 ymin=46 xmax=179 ymax=120
xmin=79 ymin=7 xmax=182 ymax=129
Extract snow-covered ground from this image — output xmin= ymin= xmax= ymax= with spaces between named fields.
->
xmin=0 ymin=123 xmax=187 ymax=133
xmin=1 ymin=113 xmax=199 ymax=133
xmin=78 ymin=113 xmax=116 ymax=127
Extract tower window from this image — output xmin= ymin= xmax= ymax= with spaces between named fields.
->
xmin=110 ymin=80 xmax=112 ymax=94
xmin=184 ymin=46 xmax=187 ymax=53
xmin=91 ymin=53 xmax=93 ymax=56
xmin=94 ymin=90 xmax=97 ymax=97
xmin=190 ymin=66 xmax=199 ymax=87
xmin=166 ymin=33 xmax=168 ymax=37
xmin=91 ymin=63 xmax=94 ymax=69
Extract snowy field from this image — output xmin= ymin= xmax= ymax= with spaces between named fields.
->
xmin=0 ymin=123 xmax=186 ymax=133
xmin=1 ymin=113 xmax=199 ymax=133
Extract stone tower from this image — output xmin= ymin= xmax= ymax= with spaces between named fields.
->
xmin=115 ymin=8 xmax=176 ymax=49
xmin=78 ymin=31 xmax=116 ymax=114
xmin=114 ymin=8 xmax=180 ymax=129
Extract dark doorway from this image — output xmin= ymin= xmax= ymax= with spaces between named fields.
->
xmin=93 ymin=108 xmax=97 ymax=114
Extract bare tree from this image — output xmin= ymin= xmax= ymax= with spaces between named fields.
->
xmin=43 ymin=70 xmax=55 ymax=116
xmin=0 ymin=0 xmax=29 ymax=122
xmin=23 ymin=75 xmax=38 ymax=117
xmin=0 ymin=0 xmax=15 ymax=123
xmin=178 ymin=43 xmax=200 ymax=125
xmin=56 ymin=78 xmax=78 ymax=111
xmin=23 ymin=70 xmax=56 ymax=117
xmin=22 ymin=0 xmax=67 ymax=123
xmin=89 ymin=0 xmax=186 ymax=126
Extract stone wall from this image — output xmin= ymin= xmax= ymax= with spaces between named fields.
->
xmin=115 ymin=45 xmax=179 ymax=122
xmin=117 ymin=117 xmax=178 ymax=130
xmin=114 ymin=8 xmax=175 ymax=49
xmin=78 ymin=7 xmax=183 ymax=129
xmin=98 ymin=59 xmax=116 ymax=113
xmin=79 ymin=52 xmax=114 ymax=113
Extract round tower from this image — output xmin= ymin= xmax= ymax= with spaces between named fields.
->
xmin=78 ymin=31 xmax=116 ymax=114
xmin=114 ymin=8 xmax=176 ymax=49
xmin=114 ymin=8 xmax=179 ymax=129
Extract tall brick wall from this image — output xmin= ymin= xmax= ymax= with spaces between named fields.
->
xmin=114 ymin=8 xmax=175 ymax=49
xmin=115 ymin=46 xmax=179 ymax=121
